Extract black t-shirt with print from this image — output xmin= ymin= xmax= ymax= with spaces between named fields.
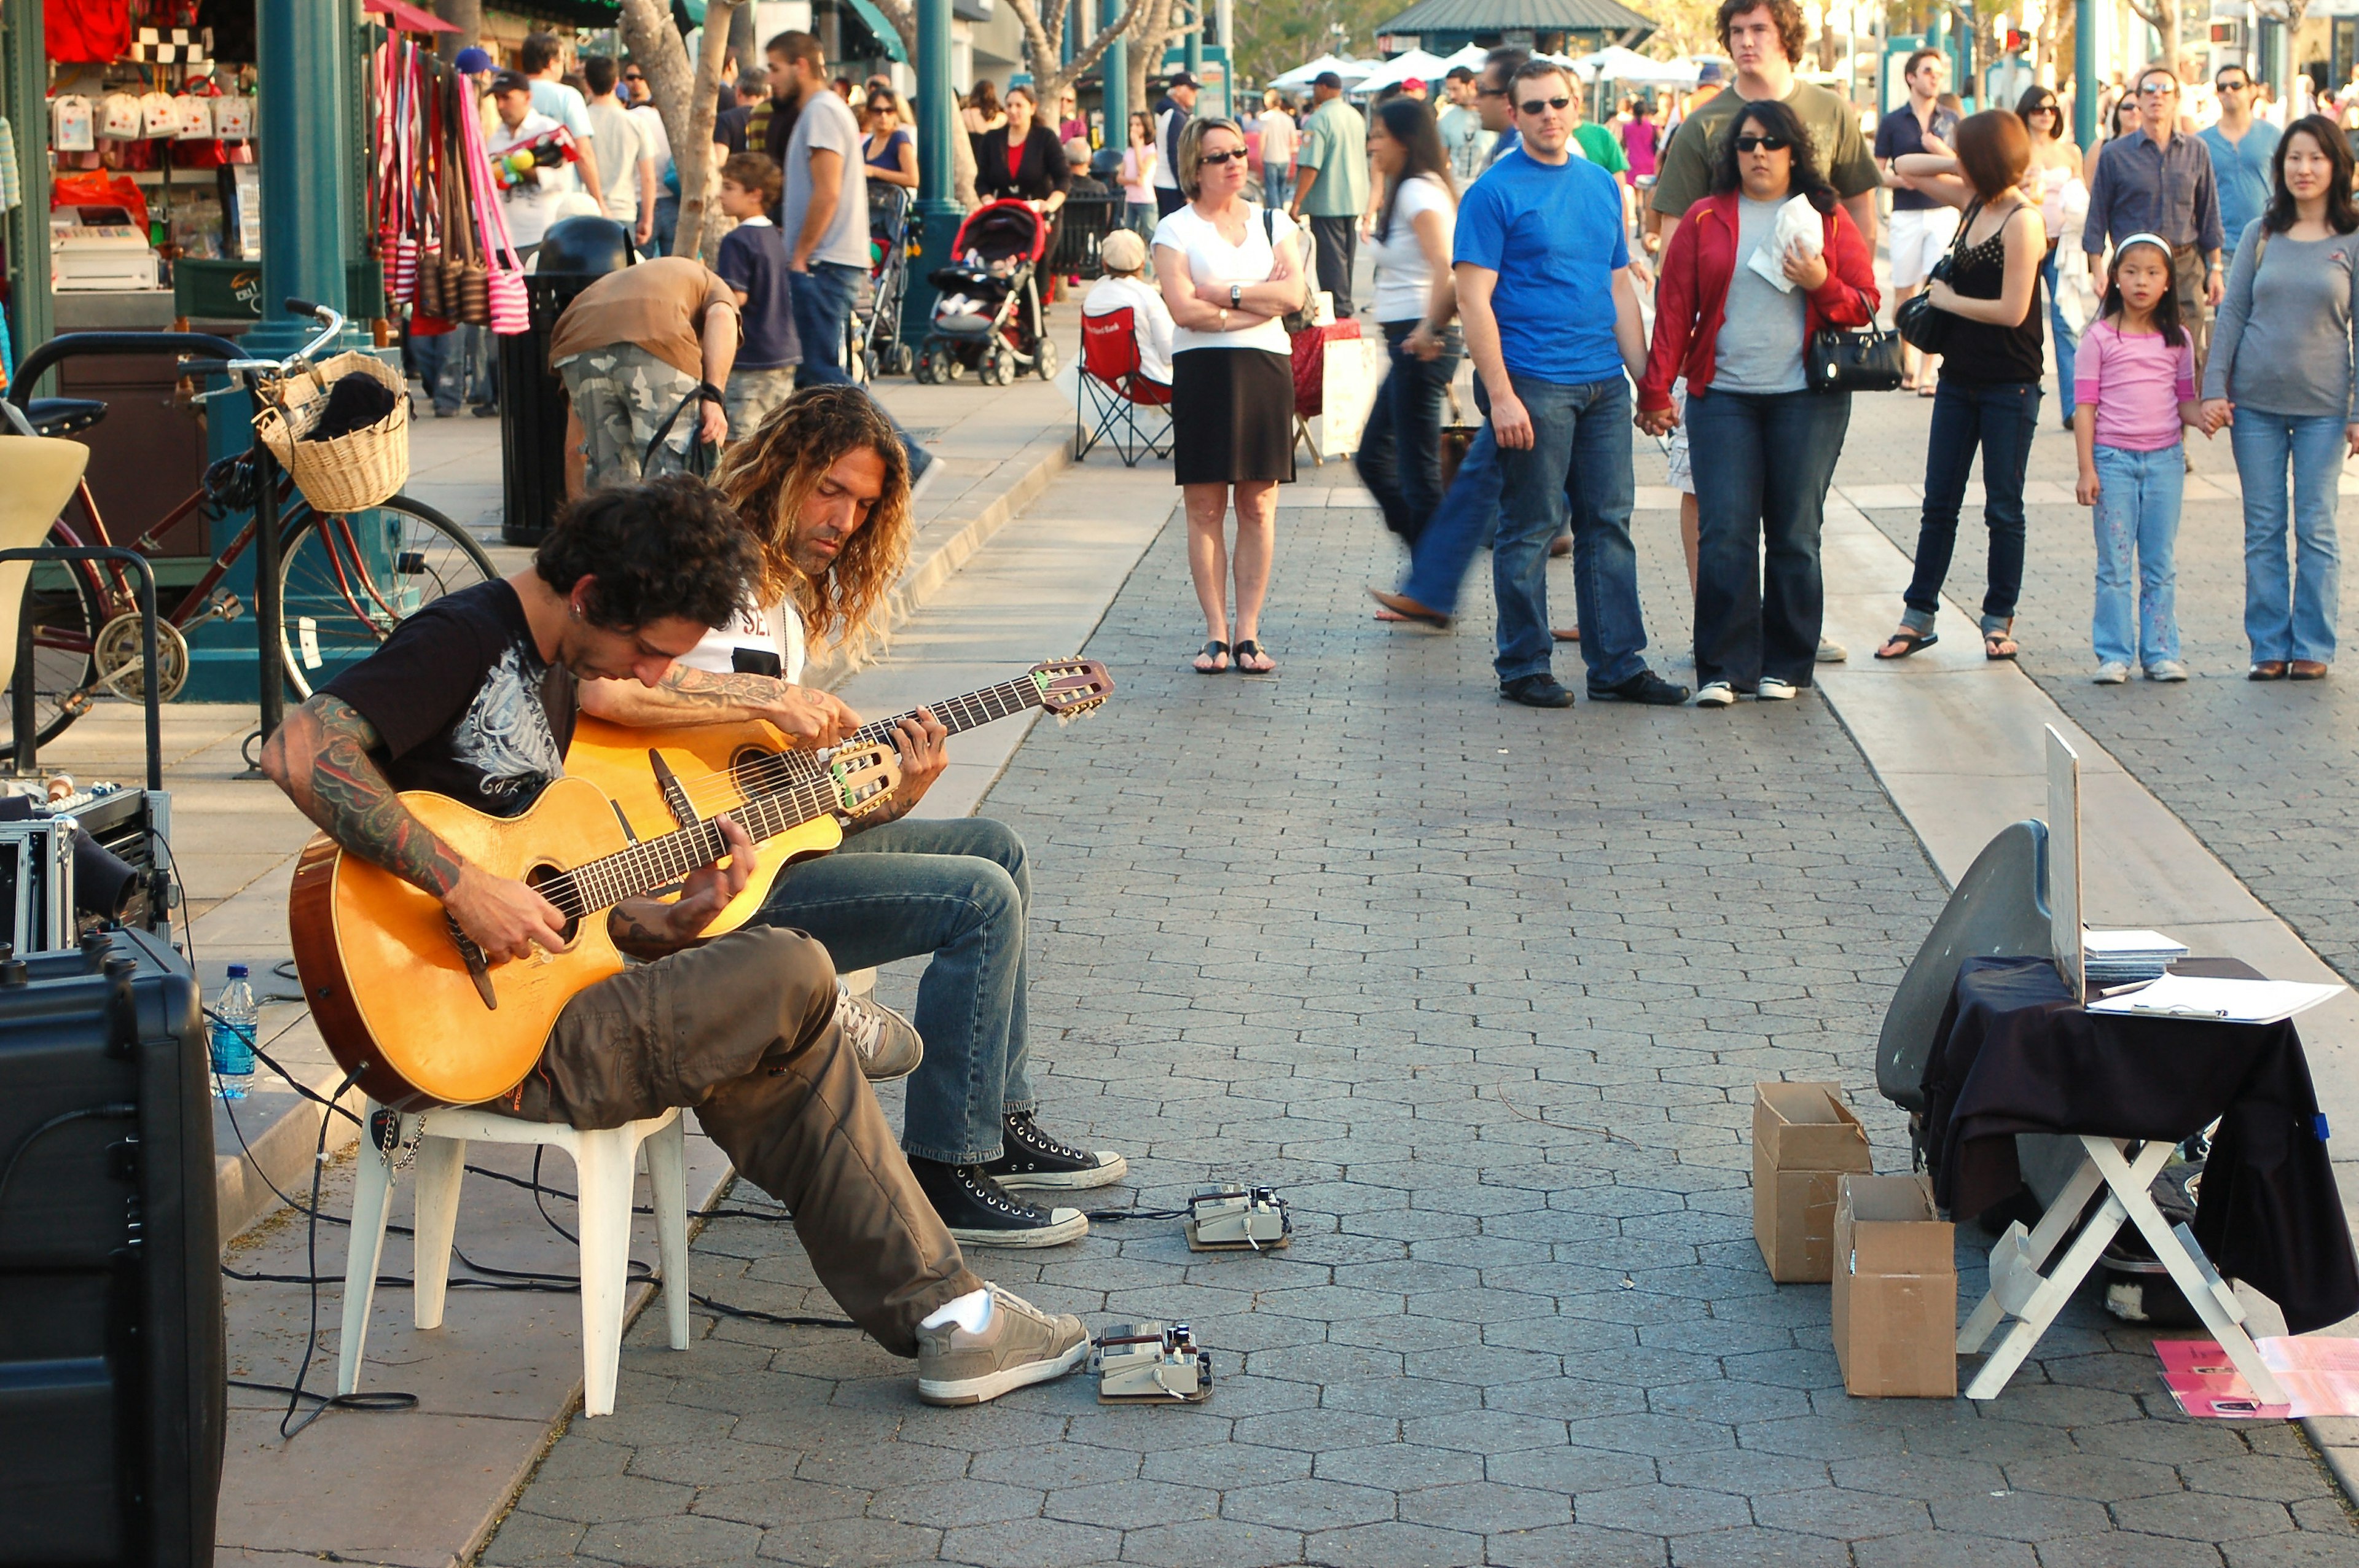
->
xmin=321 ymin=579 xmax=577 ymax=817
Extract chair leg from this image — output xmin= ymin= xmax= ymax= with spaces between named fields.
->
xmin=644 ymin=1115 xmax=692 ymax=1352
xmin=335 ymin=1115 xmax=397 ymax=1397
xmin=409 ymin=1134 xmax=467 ymax=1332
xmin=573 ymin=1129 xmax=638 ymax=1418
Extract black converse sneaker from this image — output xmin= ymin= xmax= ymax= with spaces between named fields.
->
xmin=907 ymin=1157 xmax=1089 ymax=1248
xmin=979 ymin=1111 xmax=1130 ymax=1192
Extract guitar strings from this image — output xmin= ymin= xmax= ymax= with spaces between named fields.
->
xmin=533 ymin=773 xmax=845 ymax=920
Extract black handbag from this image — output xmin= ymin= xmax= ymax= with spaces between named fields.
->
xmin=1808 ymin=317 xmax=1906 ymax=392
xmin=1893 ymin=263 xmax=1952 ymax=354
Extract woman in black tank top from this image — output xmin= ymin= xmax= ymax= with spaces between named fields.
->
xmin=1874 ymin=111 xmax=2050 ymax=663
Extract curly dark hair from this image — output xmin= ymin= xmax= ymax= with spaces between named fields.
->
xmin=1717 ymin=0 xmax=1807 ymax=66
xmin=1711 ymin=96 xmax=1836 ymax=214
xmin=534 ymin=475 xmax=761 ymax=632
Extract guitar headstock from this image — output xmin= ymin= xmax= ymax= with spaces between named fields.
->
xmin=1030 ymin=659 xmax=1116 ymax=724
xmin=829 ymin=743 xmax=903 ymax=817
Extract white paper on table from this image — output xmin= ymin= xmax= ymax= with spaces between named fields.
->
xmin=2082 ymin=927 xmax=2189 ymax=956
xmin=1745 ymin=194 xmax=1825 ymax=294
xmin=2085 ymin=971 xmax=2345 ymax=1024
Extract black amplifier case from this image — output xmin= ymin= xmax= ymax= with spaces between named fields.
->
xmin=0 ymin=930 xmax=222 ymax=1566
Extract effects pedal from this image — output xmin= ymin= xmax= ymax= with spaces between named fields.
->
xmin=1092 ymin=1321 xmax=1212 ymax=1403
xmin=1185 ymin=1184 xmax=1291 ymax=1252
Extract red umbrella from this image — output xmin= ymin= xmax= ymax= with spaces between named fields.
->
xmin=366 ymin=0 xmax=460 ymax=32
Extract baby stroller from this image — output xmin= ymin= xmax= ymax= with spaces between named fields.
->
xmin=861 ymin=184 xmax=917 ymax=379
xmin=913 ymin=198 xmax=1058 ymax=386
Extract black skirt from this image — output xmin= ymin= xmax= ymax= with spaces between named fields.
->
xmin=1170 ymin=347 xmax=1297 ymax=486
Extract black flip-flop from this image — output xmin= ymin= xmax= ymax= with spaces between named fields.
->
xmin=1875 ymin=630 xmax=1939 ymax=660
xmin=1232 ymin=639 xmax=1277 ymax=675
xmin=1194 ymin=641 xmax=1230 ymax=674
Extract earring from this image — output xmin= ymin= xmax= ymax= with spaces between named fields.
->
xmin=570 ymin=603 xmax=584 ymax=620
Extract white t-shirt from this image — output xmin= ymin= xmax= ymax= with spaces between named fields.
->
xmin=628 ymin=102 xmax=673 ymax=185
xmin=586 ymin=98 xmax=645 ymax=223
xmin=530 ymin=79 xmax=595 ymax=142
xmin=682 ymin=596 xmax=807 ymax=684
xmin=1151 ymin=201 xmax=1302 ymax=356
xmin=1082 ymin=273 xmax=1178 ymax=384
xmin=1258 ymin=109 xmax=1297 ymax=177
xmin=487 ymin=111 xmax=574 ymax=248
xmin=783 ymin=90 xmax=872 ymax=270
xmin=1367 ymin=173 xmax=1453 ymax=324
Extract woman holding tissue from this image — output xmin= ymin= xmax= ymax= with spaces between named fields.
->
xmin=1876 ymin=109 xmax=2047 ymax=663
xmin=1637 ymin=99 xmax=1879 ymax=707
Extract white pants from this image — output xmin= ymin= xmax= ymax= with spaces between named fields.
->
xmin=1888 ymin=206 xmax=1962 ymax=288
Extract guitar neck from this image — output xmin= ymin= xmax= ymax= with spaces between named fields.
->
xmin=554 ymin=770 xmax=842 ymax=914
xmin=850 ymin=676 xmax=1042 ymax=748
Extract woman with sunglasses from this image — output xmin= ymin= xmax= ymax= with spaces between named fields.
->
xmin=2084 ymin=92 xmax=2141 ymax=187
xmin=863 ymin=90 xmax=918 ymax=189
xmin=1637 ymin=99 xmax=1877 ymax=706
xmin=1153 ymin=117 xmax=1308 ymax=676
xmin=2019 ymin=86 xmax=2086 ymax=430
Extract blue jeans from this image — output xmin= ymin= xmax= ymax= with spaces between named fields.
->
xmin=1688 ymin=386 xmax=1850 ymax=689
xmin=1493 ymin=374 xmax=1646 ymax=687
xmin=409 ymin=329 xmax=463 ymax=415
xmin=752 ymin=815 xmax=1033 ymax=1166
xmin=644 ymin=193 xmax=679 ymax=261
xmin=1903 ymin=379 xmax=2042 ymax=631
xmin=2089 ymin=442 xmax=2183 ymax=667
xmin=2041 ymin=248 xmax=2079 ymax=424
xmin=1356 ymin=321 xmax=1462 ymax=545
xmin=791 ymin=261 xmax=863 ymax=388
xmin=2232 ymin=411 xmax=2345 ymax=664
xmin=1399 ymin=419 xmax=1502 ymax=615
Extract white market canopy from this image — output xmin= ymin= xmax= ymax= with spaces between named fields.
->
xmin=1439 ymin=42 xmax=1492 ymax=73
xmin=1268 ymin=53 xmax=1379 ymax=90
xmin=1352 ymin=49 xmax=1453 ymax=94
xmin=1570 ymin=45 xmax=1699 ymax=85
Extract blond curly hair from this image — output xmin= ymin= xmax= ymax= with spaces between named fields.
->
xmin=710 ymin=385 xmax=912 ymax=669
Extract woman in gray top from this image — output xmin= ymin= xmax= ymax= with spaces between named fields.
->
xmin=2202 ymin=114 xmax=2359 ymax=679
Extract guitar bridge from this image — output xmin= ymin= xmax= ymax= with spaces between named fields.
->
xmin=446 ymin=917 xmax=498 ymax=1010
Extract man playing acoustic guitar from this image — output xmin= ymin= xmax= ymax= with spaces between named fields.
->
xmin=260 ymin=477 xmax=1089 ymax=1406
xmin=576 ymin=388 xmax=1128 ymax=1250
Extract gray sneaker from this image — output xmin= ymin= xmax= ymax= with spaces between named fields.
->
xmin=837 ymin=983 xmax=923 ymax=1081
xmin=1817 ymin=638 xmax=1849 ymax=663
xmin=915 ymin=1284 xmax=1090 ymax=1406
xmin=2094 ymin=661 xmax=2132 ymax=685
xmin=2145 ymin=660 xmax=2189 ymax=683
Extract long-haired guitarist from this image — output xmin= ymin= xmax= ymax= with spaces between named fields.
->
xmin=261 ymin=477 xmax=1090 ymax=1406
xmin=575 ymin=386 xmax=1129 ymax=1250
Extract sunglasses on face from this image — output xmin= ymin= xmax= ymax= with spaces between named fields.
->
xmin=1476 ymin=83 xmax=1508 ymax=97
xmin=2138 ymin=81 xmax=2178 ymax=96
xmin=1198 ymin=147 xmax=1248 ymax=166
xmin=2220 ymin=79 xmax=2250 ymax=91
xmin=1520 ymin=95 xmax=1571 ymax=114
xmin=1734 ymin=133 xmax=1790 ymax=152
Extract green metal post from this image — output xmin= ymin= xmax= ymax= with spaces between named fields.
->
xmin=1184 ymin=1 xmax=1203 ymax=87
xmin=902 ymin=0 xmax=963 ymax=346
xmin=2 ymin=0 xmax=52 ymax=388
xmin=251 ymin=0 xmax=362 ymax=356
xmin=2075 ymin=0 xmax=2097 ymax=147
xmin=1101 ymin=0 xmax=1127 ymax=141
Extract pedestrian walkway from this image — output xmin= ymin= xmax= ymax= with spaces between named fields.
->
xmin=482 ymin=442 xmax=2358 ymax=1567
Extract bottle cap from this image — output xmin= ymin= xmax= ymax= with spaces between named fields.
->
xmin=227 ymin=963 xmax=248 ymax=978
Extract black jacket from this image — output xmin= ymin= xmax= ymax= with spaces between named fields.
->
xmin=971 ymin=124 xmax=1070 ymax=205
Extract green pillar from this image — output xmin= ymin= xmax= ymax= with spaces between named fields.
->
xmin=1184 ymin=1 xmax=1203 ymax=85
xmin=250 ymin=0 xmax=362 ymax=357
xmin=2075 ymin=0 xmax=2097 ymax=148
xmin=1100 ymin=0 xmax=1127 ymax=142
xmin=2 ymin=0 xmax=52 ymax=389
xmin=902 ymin=0 xmax=963 ymax=345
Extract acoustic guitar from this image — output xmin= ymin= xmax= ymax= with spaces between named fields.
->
xmin=289 ymin=744 xmax=901 ymax=1112
xmin=564 ymin=658 xmax=1116 ymax=935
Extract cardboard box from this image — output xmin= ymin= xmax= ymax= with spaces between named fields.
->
xmin=1832 ymin=1173 xmax=1958 ymax=1398
xmin=1752 ymin=1083 xmax=1872 ymax=1282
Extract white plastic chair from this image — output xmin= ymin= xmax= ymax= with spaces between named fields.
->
xmin=337 ymin=1102 xmax=690 ymax=1418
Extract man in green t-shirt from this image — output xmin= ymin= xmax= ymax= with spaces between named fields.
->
xmin=1288 ymin=72 xmax=1371 ymax=317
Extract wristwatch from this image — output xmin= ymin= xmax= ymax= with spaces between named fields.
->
xmin=1230 ymin=283 xmax=1244 ymax=308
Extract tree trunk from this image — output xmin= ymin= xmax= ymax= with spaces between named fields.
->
xmin=1128 ymin=0 xmax=1180 ymax=131
xmin=431 ymin=0 xmax=480 ymax=61
xmin=614 ymin=0 xmax=737 ymax=260
xmin=1009 ymin=0 xmax=1154 ymax=107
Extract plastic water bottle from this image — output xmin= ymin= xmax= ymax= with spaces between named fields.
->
xmin=210 ymin=964 xmax=257 ymax=1101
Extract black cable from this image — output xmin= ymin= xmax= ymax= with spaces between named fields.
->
xmin=0 ymin=1102 xmax=138 ymax=1215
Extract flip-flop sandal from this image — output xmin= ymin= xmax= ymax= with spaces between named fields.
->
xmin=1232 ymin=639 xmax=1277 ymax=674
xmin=1875 ymin=630 xmax=1939 ymax=660
xmin=1193 ymin=640 xmax=1230 ymax=674
xmin=1984 ymin=629 xmax=2019 ymax=661
xmin=1371 ymin=590 xmax=1448 ymax=629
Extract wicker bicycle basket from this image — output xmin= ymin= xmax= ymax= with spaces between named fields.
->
xmin=251 ymin=351 xmax=411 ymax=514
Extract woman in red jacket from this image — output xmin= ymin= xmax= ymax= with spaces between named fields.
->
xmin=1637 ymin=98 xmax=1878 ymax=706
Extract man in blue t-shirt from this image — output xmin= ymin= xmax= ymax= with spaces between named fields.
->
xmin=1456 ymin=60 xmax=1686 ymax=709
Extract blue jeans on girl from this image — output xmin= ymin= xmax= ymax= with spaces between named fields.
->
xmin=2232 ymin=411 xmax=2345 ymax=666
xmin=2041 ymin=247 xmax=2079 ymax=426
xmin=1902 ymin=380 xmax=2043 ymax=635
xmin=1688 ymin=386 xmax=1852 ymax=689
xmin=2089 ymin=442 xmax=2183 ymax=668
xmin=1355 ymin=322 xmax=1462 ymax=546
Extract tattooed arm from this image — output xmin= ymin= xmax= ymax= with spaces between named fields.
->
xmin=608 ymin=814 xmax=755 ymax=958
xmin=577 ymin=666 xmax=863 ymax=747
xmin=260 ymin=695 xmax=568 ymax=964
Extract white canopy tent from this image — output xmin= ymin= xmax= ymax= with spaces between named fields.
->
xmin=1268 ymin=53 xmax=1377 ymax=92
xmin=1351 ymin=49 xmax=1451 ymax=95
xmin=1570 ymin=46 xmax=1699 ymax=86
xmin=1438 ymin=42 xmax=1491 ymax=75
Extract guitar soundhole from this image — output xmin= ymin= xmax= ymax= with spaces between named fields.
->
xmin=523 ymin=863 xmax=583 ymax=946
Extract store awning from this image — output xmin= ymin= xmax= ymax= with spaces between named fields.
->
xmin=366 ymin=0 xmax=461 ymax=31
xmin=837 ymin=0 xmax=910 ymax=61
xmin=1377 ymin=0 xmax=1657 ymax=41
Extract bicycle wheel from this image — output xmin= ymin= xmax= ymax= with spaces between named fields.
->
xmin=0 ymin=553 xmax=104 ymax=764
xmin=276 ymin=495 xmax=497 ymax=700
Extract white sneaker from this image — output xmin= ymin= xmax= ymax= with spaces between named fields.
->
xmin=1817 ymin=638 xmax=1849 ymax=663
xmin=1756 ymin=678 xmax=1798 ymax=701
xmin=915 ymin=1284 xmax=1090 ymax=1406
xmin=1694 ymin=681 xmax=1737 ymax=708
xmin=2145 ymin=660 xmax=2189 ymax=682
xmin=836 ymin=983 xmax=923 ymax=1081
xmin=2094 ymin=661 xmax=2131 ymax=684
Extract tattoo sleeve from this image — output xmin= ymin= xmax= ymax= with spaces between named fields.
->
xmin=608 ymin=899 xmax=698 ymax=960
xmin=654 ymin=665 xmax=786 ymax=711
xmin=264 ymin=696 xmax=467 ymax=898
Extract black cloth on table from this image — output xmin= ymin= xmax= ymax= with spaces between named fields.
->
xmin=1920 ymin=954 xmax=2358 ymax=1335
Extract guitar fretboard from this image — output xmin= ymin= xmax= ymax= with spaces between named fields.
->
xmin=549 ymin=770 xmax=844 ymax=915
xmin=849 ymin=676 xmax=1043 ymax=748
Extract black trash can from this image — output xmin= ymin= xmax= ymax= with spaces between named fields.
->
xmin=496 ymin=217 xmax=635 ymax=546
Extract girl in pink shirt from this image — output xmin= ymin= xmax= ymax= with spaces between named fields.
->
xmin=2073 ymin=235 xmax=2206 ymax=682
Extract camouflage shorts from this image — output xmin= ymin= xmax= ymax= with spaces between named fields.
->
xmin=557 ymin=344 xmax=701 ymax=489
xmin=722 ymin=366 xmax=799 ymax=444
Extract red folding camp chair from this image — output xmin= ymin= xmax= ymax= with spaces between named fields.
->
xmin=1074 ymin=308 xmax=1173 ymax=467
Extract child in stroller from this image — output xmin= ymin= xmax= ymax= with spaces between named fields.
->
xmin=912 ymin=198 xmax=1060 ymax=386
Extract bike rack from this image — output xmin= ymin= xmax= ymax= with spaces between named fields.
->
xmin=9 ymin=330 xmax=288 ymax=751
xmin=2 ymin=546 xmax=163 ymax=791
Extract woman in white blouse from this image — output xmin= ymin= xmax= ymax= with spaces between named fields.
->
xmin=1152 ymin=116 xmax=1309 ymax=676
xmin=1354 ymin=96 xmax=1459 ymax=550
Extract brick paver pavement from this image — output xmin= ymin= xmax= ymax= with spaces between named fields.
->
xmin=483 ymin=464 xmax=2357 ymax=1568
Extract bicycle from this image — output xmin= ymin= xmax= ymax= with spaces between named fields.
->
xmin=0 ymin=299 xmax=496 ymax=762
